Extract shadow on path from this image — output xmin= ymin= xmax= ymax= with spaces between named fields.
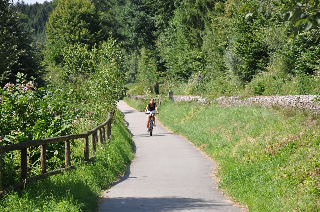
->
xmin=133 ymin=132 xmax=173 ymax=138
xmin=123 ymin=110 xmax=136 ymax=115
xmin=100 ymin=196 xmax=233 ymax=212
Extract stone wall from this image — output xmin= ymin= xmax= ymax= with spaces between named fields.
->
xmin=214 ymin=95 xmax=320 ymax=111
xmin=170 ymin=95 xmax=207 ymax=103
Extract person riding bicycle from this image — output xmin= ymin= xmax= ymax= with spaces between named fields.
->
xmin=145 ymin=98 xmax=159 ymax=133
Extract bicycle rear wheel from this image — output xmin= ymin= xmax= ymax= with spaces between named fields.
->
xmin=149 ymin=118 xmax=153 ymax=136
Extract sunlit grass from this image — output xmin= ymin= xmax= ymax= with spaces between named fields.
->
xmin=125 ymin=99 xmax=320 ymax=211
xmin=123 ymin=97 xmax=149 ymax=112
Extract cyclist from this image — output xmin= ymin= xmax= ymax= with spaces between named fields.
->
xmin=145 ymin=98 xmax=159 ymax=133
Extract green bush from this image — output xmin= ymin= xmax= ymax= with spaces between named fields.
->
xmin=127 ymin=83 xmax=145 ymax=95
xmin=245 ymin=70 xmax=320 ymax=96
xmin=0 ymin=74 xmax=79 ymax=187
xmin=283 ymin=29 xmax=320 ymax=76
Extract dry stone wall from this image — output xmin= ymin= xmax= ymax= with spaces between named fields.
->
xmin=213 ymin=95 xmax=320 ymax=111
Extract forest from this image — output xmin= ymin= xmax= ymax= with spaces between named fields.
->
xmin=0 ymin=0 xmax=320 ymax=211
xmin=2 ymin=0 xmax=320 ymax=97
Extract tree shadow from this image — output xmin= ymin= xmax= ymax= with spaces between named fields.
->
xmin=123 ymin=110 xmax=136 ymax=115
xmin=99 ymin=196 xmax=239 ymax=212
xmin=133 ymin=133 xmax=173 ymax=138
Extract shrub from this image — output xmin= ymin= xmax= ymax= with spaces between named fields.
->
xmin=0 ymin=73 xmax=78 ymax=187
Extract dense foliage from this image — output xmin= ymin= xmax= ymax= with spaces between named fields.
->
xmin=0 ymin=0 xmax=45 ymax=87
xmin=8 ymin=0 xmax=320 ymax=96
xmin=0 ymin=73 xmax=78 ymax=186
xmin=45 ymin=0 xmax=104 ymax=65
xmin=100 ymin=0 xmax=319 ymax=96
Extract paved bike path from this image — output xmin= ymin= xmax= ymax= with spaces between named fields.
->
xmin=98 ymin=100 xmax=242 ymax=212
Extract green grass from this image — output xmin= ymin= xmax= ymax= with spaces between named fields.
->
xmin=0 ymin=110 xmax=135 ymax=212
xmin=123 ymin=97 xmax=150 ymax=112
xmin=125 ymin=98 xmax=320 ymax=211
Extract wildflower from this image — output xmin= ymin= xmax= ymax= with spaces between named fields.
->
xmin=3 ymin=83 xmax=11 ymax=89
xmin=27 ymin=81 xmax=34 ymax=87
xmin=73 ymin=120 xmax=78 ymax=124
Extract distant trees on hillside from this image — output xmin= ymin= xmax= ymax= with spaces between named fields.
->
xmin=13 ymin=1 xmax=53 ymax=41
xmin=0 ymin=0 xmax=45 ymax=87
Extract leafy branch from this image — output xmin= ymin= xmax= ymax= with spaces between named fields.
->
xmin=282 ymin=1 xmax=320 ymax=39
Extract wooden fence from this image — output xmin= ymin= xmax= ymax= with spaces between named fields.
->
xmin=0 ymin=112 xmax=112 ymax=195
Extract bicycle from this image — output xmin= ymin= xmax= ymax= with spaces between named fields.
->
xmin=146 ymin=111 xmax=158 ymax=136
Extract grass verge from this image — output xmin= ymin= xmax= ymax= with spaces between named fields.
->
xmin=0 ymin=110 xmax=135 ymax=212
xmin=125 ymin=98 xmax=320 ymax=211
xmin=123 ymin=97 xmax=149 ymax=112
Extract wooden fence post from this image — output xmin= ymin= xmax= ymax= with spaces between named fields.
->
xmin=99 ymin=128 xmax=104 ymax=144
xmin=103 ymin=127 xmax=106 ymax=143
xmin=169 ymin=91 xmax=173 ymax=101
xmin=110 ymin=121 xmax=112 ymax=138
xmin=41 ymin=144 xmax=47 ymax=174
xmin=92 ymin=133 xmax=96 ymax=155
xmin=107 ymin=121 xmax=111 ymax=140
xmin=65 ymin=141 xmax=71 ymax=167
xmin=21 ymin=148 xmax=27 ymax=180
xmin=106 ymin=122 xmax=110 ymax=141
xmin=84 ymin=136 xmax=89 ymax=161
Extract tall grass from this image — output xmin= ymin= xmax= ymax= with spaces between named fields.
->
xmin=126 ymin=99 xmax=319 ymax=211
xmin=0 ymin=110 xmax=135 ymax=212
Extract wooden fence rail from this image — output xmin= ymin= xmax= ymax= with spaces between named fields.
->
xmin=0 ymin=112 xmax=112 ymax=195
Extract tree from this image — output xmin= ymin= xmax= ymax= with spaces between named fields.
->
xmin=137 ymin=47 xmax=159 ymax=94
xmin=157 ymin=0 xmax=211 ymax=81
xmin=0 ymin=0 xmax=45 ymax=87
xmin=45 ymin=0 xmax=103 ymax=64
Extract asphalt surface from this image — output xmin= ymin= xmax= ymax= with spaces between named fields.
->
xmin=98 ymin=100 xmax=242 ymax=212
